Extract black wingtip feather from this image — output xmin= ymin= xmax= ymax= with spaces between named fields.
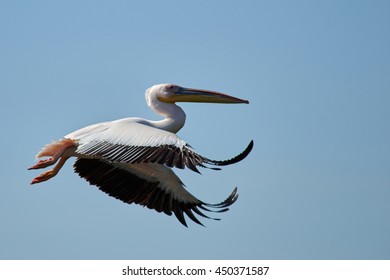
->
xmin=216 ymin=140 xmax=253 ymax=166
xmin=174 ymin=206 xmax=188 ymax=227
xmin=203 ymin=140 xmax=254 ymax=168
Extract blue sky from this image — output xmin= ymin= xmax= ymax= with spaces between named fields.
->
xmin=1 ymin=0 xmax=389 ymax=259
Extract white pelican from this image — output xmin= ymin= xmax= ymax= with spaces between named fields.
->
xmin=29 ymin=84 xmax=253 ymax=226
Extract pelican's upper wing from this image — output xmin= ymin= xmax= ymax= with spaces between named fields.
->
xmin=66 ymin=118 xmax=253 ymax=173
xmin=73 ymin=158 xmax=238 ymax=227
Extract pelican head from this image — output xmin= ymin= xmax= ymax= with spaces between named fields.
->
xmin=147 ymin=83 xmax=249 ymax=105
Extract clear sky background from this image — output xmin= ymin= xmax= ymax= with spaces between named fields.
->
xmin=1 ymin=0 xmax=389 ymax=259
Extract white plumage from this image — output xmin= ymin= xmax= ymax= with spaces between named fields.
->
xmin=29 ymin=83 xmax=253 ymax=226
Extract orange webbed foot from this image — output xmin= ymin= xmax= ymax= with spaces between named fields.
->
xmin=29 ymin=156 xmax=70 ymax=185
xmin=28 ymin=157 xmax=55 ymax=170
xmin=30 ymin=170 xmax=56 ymax=185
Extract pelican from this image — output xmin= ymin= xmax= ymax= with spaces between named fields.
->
xmin=28 ymin=84 xmax=253 ymax=226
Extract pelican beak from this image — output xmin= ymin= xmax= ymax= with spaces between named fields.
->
xmin=168 ymin=87 xmax=249 ymax=104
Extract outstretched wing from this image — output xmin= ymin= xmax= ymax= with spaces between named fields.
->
xmin=66 ymin=118 xmax=253 ymax=173
xmin=73 ymin=158 xmax=238 ymax=227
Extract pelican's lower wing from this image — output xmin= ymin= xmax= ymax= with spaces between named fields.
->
xmin=73 ymin=158 xmax=238 ymax=227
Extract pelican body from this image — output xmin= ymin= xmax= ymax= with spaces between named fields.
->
xmin=29 ymin=84 xmax=253 ymax=226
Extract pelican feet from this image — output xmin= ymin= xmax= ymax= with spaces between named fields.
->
xmin=28 ymin=157 xmax=55 ymax=170
xmin=31 ymin=170 xmax=57 ymax=184
xmin=29 ymin=156 xmax=70 ymax=185
xmin=29 ymin=139 xmax=76 ymax=185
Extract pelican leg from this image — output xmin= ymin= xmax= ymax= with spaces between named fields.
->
xmin=31 ymin=156 xmax=69 ymax=185
xmin=28 ymin=139 xmax=75 ymax=170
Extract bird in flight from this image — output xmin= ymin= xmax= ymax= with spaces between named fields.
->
xmin=29 ymin=84 xmax=253 ymax=226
